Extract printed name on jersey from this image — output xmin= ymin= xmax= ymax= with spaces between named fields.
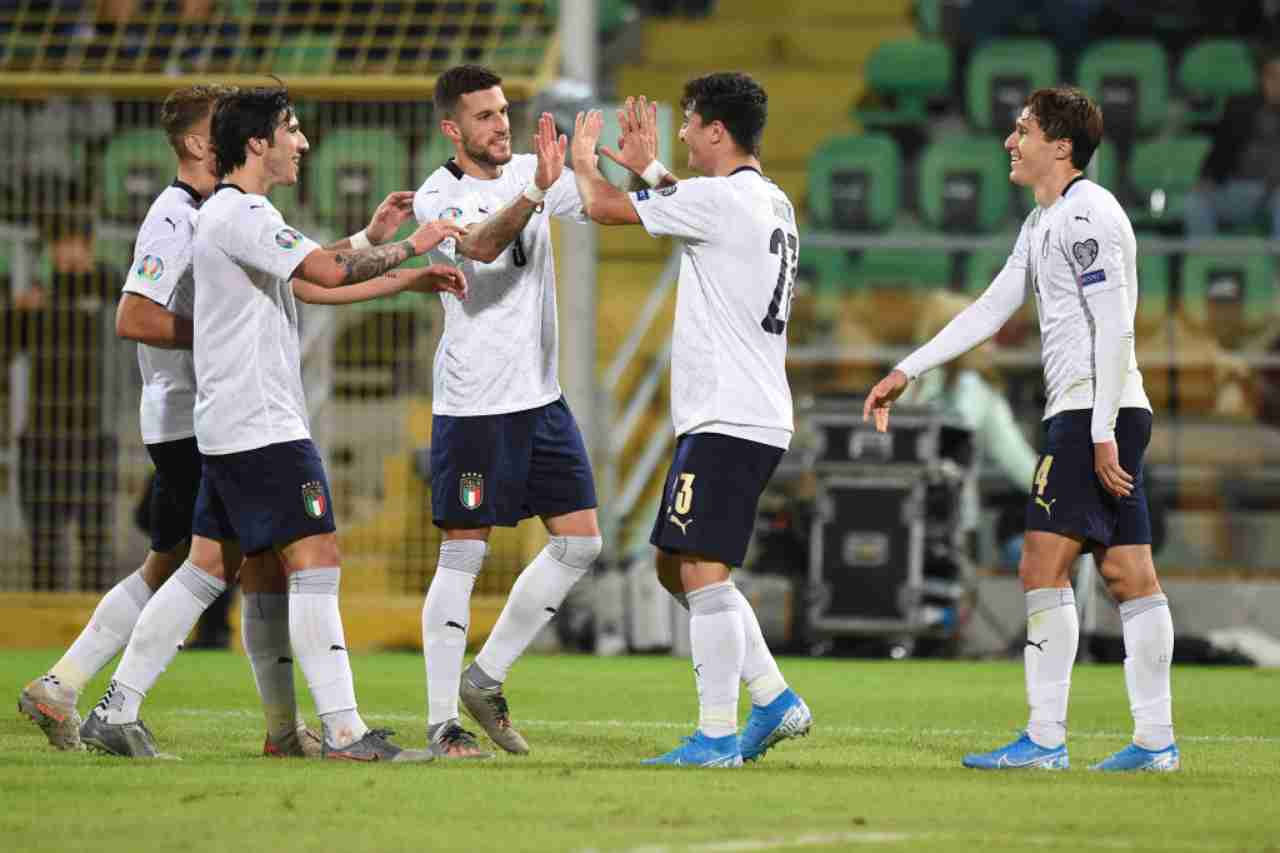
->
xmin=275 ymin=227 xmax=304 ymax=249
xmin=1072 ymin=238 xmax=1099 ymax=270
xmin=657 ymin=185 xmax=678 ymax=197
xmin=1081 ymin=269 xmax=1107 ymax=286
xmin=634 ymin=189 xmax=650 ymax=201
xmin=136 ymin=255 xmax=165 ymax=281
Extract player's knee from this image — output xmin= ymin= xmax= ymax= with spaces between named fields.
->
xmin=140 ymin=544 xmax=187 ymax=590
xmin=188 ymin=536 xmax=231 ymax=580
xmin=440 ymin=538 xmax=487 ymax=576
xmin=548 ymin=535 xmax=602 ymax=571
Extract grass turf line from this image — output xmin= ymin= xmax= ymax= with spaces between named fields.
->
xmin=2 ymin=651 xmax=1279 ymax=852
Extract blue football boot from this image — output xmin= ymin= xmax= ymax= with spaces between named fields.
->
xmin=642 ymin=730 xmax=743 ymax=767
xmin=962 ymin=732 xmax=1069 ymax=770
xmin=740 ymin=688 xmax=812 ymax=762
xmin=1091 ymin=742 xmax=1180 ymax=772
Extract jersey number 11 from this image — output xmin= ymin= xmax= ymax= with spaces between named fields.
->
xmin=761 ymin=228 xmax=798 ymax=335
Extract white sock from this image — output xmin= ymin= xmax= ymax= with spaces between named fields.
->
xmin=49 ymin=568 xmax=153 ymax=693
xmin=688 ymin=581 xmax=745 ymax=739
xmin=1120 ymin=593 xmax=1175 ymax=750
xmin=423 ymin=540 xmax=485 ymax=726
xmin=288 ymin=568 xmax=367 ymax=749
xmin=242 ymin=592 xmax=300 ymax=741
xmin=105 ymin=561 xmax=224 ymax=723
xmin=734 ymin=587 xmax=787 ymax=707
xmin=1024 ymin=587 xmax=1078 ymax=750
xmin=474 ymin=535 xmax=599 ymax=683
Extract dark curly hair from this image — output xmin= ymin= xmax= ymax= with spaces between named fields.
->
xmin=681 ymin=72 xmax=768 ymax=157
xmin=434 ymin=64 xmax=503 ymax=119
xmin=1025 ymin=86 xmax=1103 ymax=170
xmin=210 ymin=85 xmax=294 ymax=178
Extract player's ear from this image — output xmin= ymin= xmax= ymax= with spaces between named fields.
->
xmin=440 ymin=119 xmax=462 ymax=146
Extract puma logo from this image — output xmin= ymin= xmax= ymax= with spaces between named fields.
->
xmin=1035 ymin=496 xmax=1057 ymax=517
xmin=1074 ymin=214 xmax=1091 ymax=223
xmin=329 ymin=644 xmax=346 ymax=651
xmin=668 ymin=515 xmax=692 ymax=534
xmin=163 ymin=216 xmax=177 ymax=230
xmin=249 ymin=204 xmax=264 ymax=209
xmin=445 ymin=620 xmax=467 ymax=632
xmin=1026 ymin=638 xmax=1047 ymax=652
xmin=544 ymin=607 xmax=557 ymax=615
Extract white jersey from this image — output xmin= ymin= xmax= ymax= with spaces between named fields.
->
xmin=412 ymin=155 xmax=586 ymax=416
xmin=120 ymin=180 xmax=201 ymax=444
xmin=629 ymin=168 xmax=796 ymax=450
xmin=1017 ymin=177 xmax=1150 ymax=419
xmin=191 ymin=183 xmax=320 ymax=455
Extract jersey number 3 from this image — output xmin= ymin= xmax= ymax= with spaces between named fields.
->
xmin=761 ymin=228 xmax=798 ymax=335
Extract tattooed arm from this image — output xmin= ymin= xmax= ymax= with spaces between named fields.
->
xmin=293 ymin=263 xmax=467 ymax=305
xmin=323 ymin=191 xmax=417 ymax=250
xmin=295 ymin=219 xmax=466 ymax=288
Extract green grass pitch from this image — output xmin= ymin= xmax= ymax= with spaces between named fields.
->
xmin=2 ymin=650 xmax=1279 ymax=852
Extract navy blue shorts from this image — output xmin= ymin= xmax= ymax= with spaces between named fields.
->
xmin=191 ymin=438 xmax=336 ymax=554
xmin=430 ymin=397 xmax=598 ymax=528
xmin=145 ymin=437 xmax=202 ymax=553
xmin=649 ymin=432 xmax=784 ymax=568
xmin=1025 ymin=407 xmax=1153 ymax=548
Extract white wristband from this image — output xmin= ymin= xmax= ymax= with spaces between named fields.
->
xmin=522 ymin=182 xmax=547 ymax=203
xmin=641 ymin=160 xmax=671 ymax=188
xmin=350 ymin=229 xmax=372 ymax=250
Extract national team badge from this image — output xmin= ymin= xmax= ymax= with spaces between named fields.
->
xmin=276 ymin=227 xmax=303 ymax=249
xmin=301 ymin=480 xmax=327 ymax=519
xmin=459 ymin=472 xmax=484 ymax=510
xmin=136 ymin=255 xmax=165 ymax=281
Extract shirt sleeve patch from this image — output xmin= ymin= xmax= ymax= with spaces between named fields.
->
xmin=1081 ymin=269 xmax=1107 ymax=286
xmin=1072 ymin=238 xmax=1099 ymax=270
xmin=633 ymin=189 xmax=650 ymax=202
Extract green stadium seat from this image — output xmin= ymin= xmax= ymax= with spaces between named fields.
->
xmin=102 ymin=129 xmax=172 ymax=221
xmin=1127 ymin=134 xmax=1211 ymax=228
xmin=306 ymin=129 xmax=410 ymax=229
xmin=270 ymin=32 xmax=338 ymax=75
xmin=544 ymin=0 xmax=636 ymax=36
xmin=918 ymin=135 xmax=1011 ymax=233
xmin=850 ymin=248 xmax=951 ymax=291
xmin=1077 ymin=40 xmax=1169 ymax=144
xmin=962 ymin=245 xmax=1013 ymax=294
xmin=1137 ymin=248 xmax=1172 ymax=329
xmin=966 ymin=38 xmax=1059 ymax=133
xmin=1088 ymin=141 xmax=1122 ymax=193
xmin=1181 ymin=248 xmax=1276 ymax=331
xmin=808 ymin=134 xmax=901 ymax=232
xmin=415 ymin=133 xmax=456 ymax=183
xmin=1178 ymin=39 xmax=1257 ymax=126
xmin=857 ymin=38 xmax=953 ymax=129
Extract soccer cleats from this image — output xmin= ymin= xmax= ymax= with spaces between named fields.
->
xmin=263 ymin=723 xmax=323 ymax=758
xmin=1091 ymin=742 xmax=1180 ymax=772
xmin=80 ymin=713 xmax=177 ymax=759
xmin=322 ymin=728 xmax=433 ymax=763
xmin=642 ymin=730 xmax=743 ymax=768
xmin=962 ymin=732 xmax=1069 ymax=770
xmin=427 ymin=721 xmax=493 ymax=760
xmin=740 ymin=688 xmax=812 ymax=762
xmin=18 ymin=676 xmax=82 ymax=751
xmin=460 ymin=667 xmax=529 ymax=755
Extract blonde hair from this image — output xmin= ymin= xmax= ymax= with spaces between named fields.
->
xmin=160 ymin=84 xmax=235 ymax=160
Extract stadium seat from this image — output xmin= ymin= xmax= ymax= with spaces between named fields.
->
xmin=1127 ymin=134 xmax=1211 ymax=228
xmin=918 ymin=135 xmax=1010 ymax=232
xmin=1077 ymin=40 xmax=1169 ymax=145
xmin=270 ymin=31 xmax=338 ymax=75
xmin=1137 ymin=249 xmax=1172 ymax=331
xmin=306 ymin=128 xmax=409 ymax=229
xmin=856 ymin=38 xmax=952 ymax=129
xmin=1178 ymin=39 xmax=1257 ymax=126
xmin=850 ymin=247 xmax=951 ymax=291
xmin=415 ymin=132 xmax=456 ymax=182
xmin=1088 ymin=141 xmax=1122 ymax=193
xmin=1181 ymin=249 xmax=1276 ymax=339
xmin=808 ymin=133 xmax=901 ymax=231
xmin=543 ymin=0 xmax=636 ymax=36
xmin=966 ymin=38 xmax=1059 ymax=133
xmin=961 ymin=245 xmax=1012 ymax=294
xmin=102 ymin=129 xmax=172 ymax=221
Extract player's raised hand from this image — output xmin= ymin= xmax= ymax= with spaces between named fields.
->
xmin=413 ymin=263 xmax=468 ymax=300
xmin=862 ymin=369 xmax=909 ymax=433
xmin=533 ymin=112 xmax=568 ymax=191
xmin=408 ymin=218 xmax=468 ymax=255
xmin=364 ymin=190 xmax=417 ymax=244
xmin=1093 ymin=440 xmax=1134 ymax=498
xmin=571 ymin=110 xmax=604 ymax=172
xmin=600 ymin=95 xmax=660 ymax=177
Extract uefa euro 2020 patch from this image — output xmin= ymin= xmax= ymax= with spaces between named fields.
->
xmin=275 ymin=227 xmax=303 ymax=250
xmin=136 ymin=255 xmax=165 ymax=282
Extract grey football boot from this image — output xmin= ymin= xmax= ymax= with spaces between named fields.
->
xmin=427 ymin=720 xmax=493 ymax=760
xmin=322 ymin=728 xmax=434 ymax=763
xmin=80 ymin=712 xmax=178 ymax=759
xmin=459 ymin=664 xmax=530 ymax=755
xmin=18 ymin=676 xmax=83 ymax=751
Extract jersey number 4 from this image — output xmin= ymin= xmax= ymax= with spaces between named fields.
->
xmin=761 ymin=228 xmax=798 ymax=335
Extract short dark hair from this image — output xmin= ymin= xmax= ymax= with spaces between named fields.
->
xmin=680 ymin=72 xmax=768 ymax=157
xmin=1025 ymin=86 xmax=1104 ymax=170
xmin=160 ymin=84 xmax=233 ymax=161
xmin=434 ymin=65 xmax=503 ymax=119
xmin=211 ymin=85 xmax=294 ymax=178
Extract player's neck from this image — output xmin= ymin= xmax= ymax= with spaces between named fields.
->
xmin=221 ymin=163 xmax=271 ymax=196
xmin=1034 ymin=167 xmax=1083 ymax=208
xmin=175 ymin=162 xmax=215 ymax=200
xmin=453 ymin=150 xmax=503 ymax=180
xmin=707 ymin=154 xmax=761 ymax=178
